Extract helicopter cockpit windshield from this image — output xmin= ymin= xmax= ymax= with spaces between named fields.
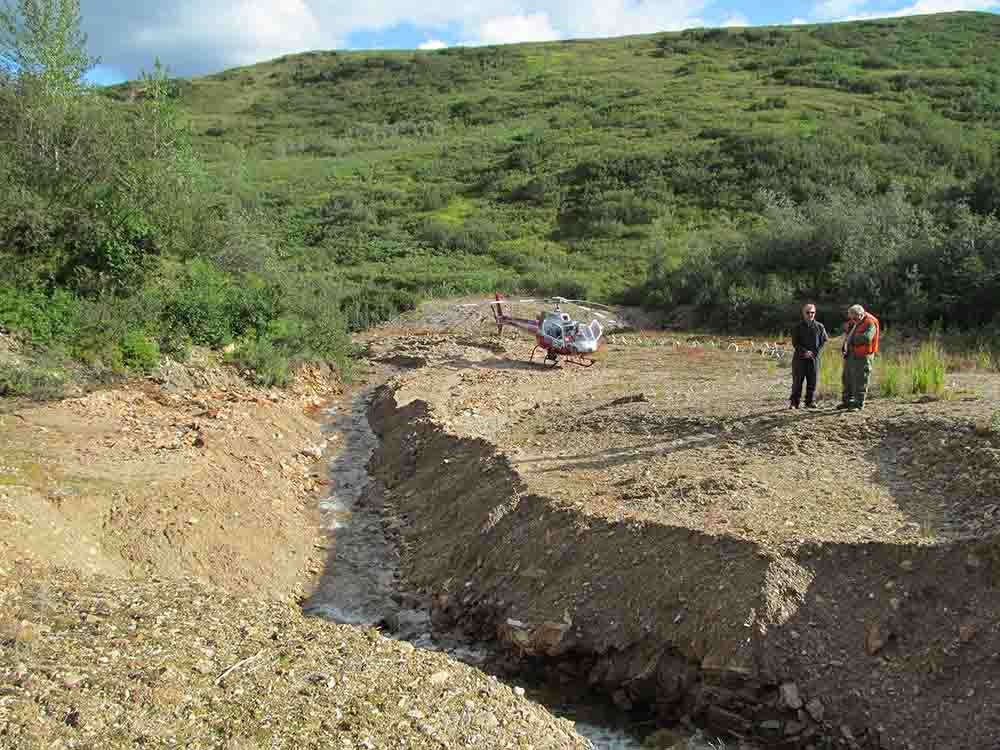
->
xmin=564 ymin=320 xmax=601 ymax=353
xmin=573 ymin=320 xmax=601 ymax=341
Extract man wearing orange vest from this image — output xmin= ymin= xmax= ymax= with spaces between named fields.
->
xmin=839 ymin=304 xmax=880 ymax=410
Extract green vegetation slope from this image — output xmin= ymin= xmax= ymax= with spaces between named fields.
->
xmin=3 ymin=8 xmax=1000 ymax=394
xmin=177 ymin=11 xmax=1000 ymax=329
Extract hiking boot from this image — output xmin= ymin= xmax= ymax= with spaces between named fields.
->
xmin=851 ymin=401 xmax=865 ymax=411
xmin=836 ymin=402 xmax=853 ymax=410
xmin=804 ymin=402 xmax=817 ymax=409
xmin=789 ymin=402 xmax=799 ymax=409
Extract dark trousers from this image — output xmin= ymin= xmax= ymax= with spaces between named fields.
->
xmin=791 ymin=356 xmax=818 ymax=406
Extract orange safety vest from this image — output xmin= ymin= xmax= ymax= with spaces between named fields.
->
xmin=849 ymin=313 xmax=880 ymax=357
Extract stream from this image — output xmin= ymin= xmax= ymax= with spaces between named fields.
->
xmin=302 ymin=385 xmax=713 ymax=750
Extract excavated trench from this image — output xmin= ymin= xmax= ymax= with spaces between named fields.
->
xmin=302 ymin=371 xmax=1000 ymax=750
xmin=301 ymin=384 xmax=696 ymax=748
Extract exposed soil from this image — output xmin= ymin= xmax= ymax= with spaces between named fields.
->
xmin=358 ymin=305 xmax=1000 ymax=750
xmin=5 ymin=300 xmax=1000 ymax=750
xmin=0 ymin=348 xmax=589 ymax=749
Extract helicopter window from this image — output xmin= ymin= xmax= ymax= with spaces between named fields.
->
xmin=544 ymin=322 xmax=563 ymax=339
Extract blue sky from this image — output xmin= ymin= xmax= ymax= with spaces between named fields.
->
xmin=78 ymin=0 xmax=999 ymax=84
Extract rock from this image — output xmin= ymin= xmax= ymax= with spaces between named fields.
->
xmin=785 ymin=720 xmax=806 ymax=736
xmin=513 ymin=686 xmax=525 ymax=697
xmin=865 ymin=623 xmax=886 ymax=655
xmin=899 ymin=560 xmax=913 ymax=571
xmin=62 ymin=673 xmax=87 ymax=689
xmin=300 ymin=444 xmax=324 ymax=460
xmin=428 ymin=670 xmax=451 ymax=685
xmin=476 ymin=712 xmax=499 ymax=729
xmin=194 ymin=659 xmax=214 ymax=675
xmin=705 ymin=705 xmax=751 ymax=734
xmin=612 ymin=689 xmax=633 ymax=711
xmin=780 ymin=682 xmax=803 ymax=710
xmin=760 ymin=719 xmax=783 ymax=731
xmin=959 ymin=624 xmax=977 ymax=643
xmin=642 ymin=728 xmax=686 ymax=748
xmin=531 ymin=621 xmax=571 ymax=656
xmin=965 ymin=553 xmax=982 ymax=570
xmin=805 ymin=698 xmax=824 ymax=722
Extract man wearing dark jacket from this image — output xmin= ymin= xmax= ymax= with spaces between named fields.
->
xmin=790 ymin=303 xmax=829 ymax=409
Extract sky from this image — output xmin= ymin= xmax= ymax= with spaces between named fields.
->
xmin=80 ymin=0 xmax=999 ymax=85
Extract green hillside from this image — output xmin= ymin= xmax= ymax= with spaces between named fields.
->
xmin=177 ymin=12 xmax=1000 ymax=318
xmin=3 ymin=8 xmax=1000 ymax=393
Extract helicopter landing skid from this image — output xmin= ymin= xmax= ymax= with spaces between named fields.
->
xmin=530 ymin=346 xmax=558 ymax=367
xmin=530 ymin=347 xmax=594 ymax=368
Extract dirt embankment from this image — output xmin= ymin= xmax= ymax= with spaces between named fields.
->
xmin=363 ymin=330 xmax=1000 ymax=750
xmin=0 ymin=355 xmax=589 ymax=749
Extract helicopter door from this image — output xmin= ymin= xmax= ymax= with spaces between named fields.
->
xmin=543 ymin=320 xmax=563 ymax=340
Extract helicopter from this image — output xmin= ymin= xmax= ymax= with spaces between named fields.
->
xmin=462 ymin=294 xmax=617 ymax=367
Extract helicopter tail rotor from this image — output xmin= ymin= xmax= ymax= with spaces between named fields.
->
xmin=492 ymin=293 xmax=503 ymax=335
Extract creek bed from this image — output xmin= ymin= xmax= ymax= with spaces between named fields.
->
xmin=302 ymin=386 xmax=715 ymax=750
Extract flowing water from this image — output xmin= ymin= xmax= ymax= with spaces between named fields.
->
xmin=302 ymin=385 xmax=713 ymax=750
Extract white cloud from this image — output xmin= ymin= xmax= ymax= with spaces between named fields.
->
xmin=79 ymin=0 xmax=714 ymax=78
xmin=554 ymin=0 xmax=708 ymax=38
xmin=418 ymin=39 xmax=448 ymax=50
xmin=813 ymin=0 xmax=998 ymax=21
xmin=131 ymin=0 xmax=332 ymax=66
xmin=468 ymin=13 xmax=560 ymax=44
xmin=872 ymin=0 xmax=999 ymax=14
xmin=813 ymin=0 xmax=868 ymax=18
xmin=790 ymin=16 xmax=811 ymax=23
xmin=719 ymin=12 xmax=750 ymax=26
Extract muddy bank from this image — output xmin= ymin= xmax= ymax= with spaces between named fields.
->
xmin=368 ymin=384 xmax=1000 ymax=749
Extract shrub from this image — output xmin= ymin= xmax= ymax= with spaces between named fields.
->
xmin=160 ymin=260 xmax=281 ymax=348
xmin=509 ymin=176 xmax=560 ymax=206
xmin=419 ymin=184 xmax=456 ymax=211
xmin=120 ymin=331 xmax=161 ymax=373
xmin=227 ymin=337 xmax=290 ymax=387
xmin=0 ymin=282 xmax=81 ymax=346
xmin=339 ymin=286 xmax=417 ymax=332
xmin=0 ymin=363 xmax=66 ymax=400
xmin=160 ymin=262 xmax=237 ymax=347
xmin=418 ymin=218 xmax=503 ymax=255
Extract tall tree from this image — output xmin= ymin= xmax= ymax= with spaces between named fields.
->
xmin=0 ymin=0 xmax=94 ymax=99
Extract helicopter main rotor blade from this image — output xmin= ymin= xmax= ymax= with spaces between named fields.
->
xmin=552 ymin=297 xmax=618 ymax=312
xmin=455 ymin=298 xmax=538 ymax=309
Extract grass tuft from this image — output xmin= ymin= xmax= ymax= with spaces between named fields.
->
xmin=879 ymin=360 xmax=902 ymax=398
xmin=910 ymin=339 xmax=947 ymax=396
xmin=819 ymin=350 xmax=842 ymax=395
